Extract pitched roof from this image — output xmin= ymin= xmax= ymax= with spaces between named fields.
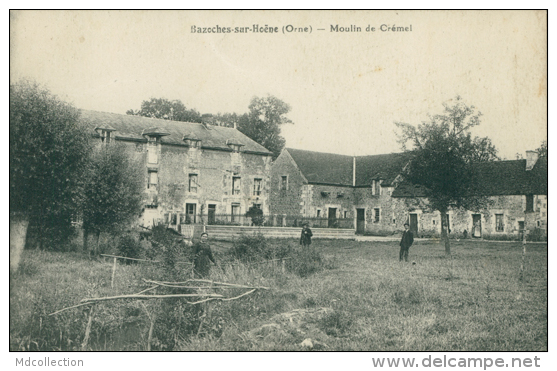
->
xmin=354 ymin=152 xmax=412 ymax=186
xmin=392 ymin=158 xmax=548 ymax=197
xmin=286 ymin=148 xmax=354 ymax=186
xmin=285 ymin=148 xmax=411 ymax=187
xmin=79 ymin=110 xmax=272 ymax=155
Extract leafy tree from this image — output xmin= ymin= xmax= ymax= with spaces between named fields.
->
xmin=213 ymin=112 xmax=244 ymax=128
xmin=395 ymin=96 xmax=498 ymax=255
xmin=537 ymin=140 xmax=547 ymax=160
xmin=81 ymin=143 xmax=144 ymax=255
xmin=246 ymin=206 xmax=265 ymax=226
xmin=127 ymin=98 xmax=202 ymax=123
xmin=10 ymin=80 xmax=91 ymax=262
xmin=237 ymin=95 xmax=293 ymax=158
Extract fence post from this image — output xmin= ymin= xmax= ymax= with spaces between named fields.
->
xmin=282 ymin=258 xmax=286 ymax=273
xmin=111 ymin=257 xmax=117 ymax=289
xmin=520 ymin=229 xmax=527 ymax=281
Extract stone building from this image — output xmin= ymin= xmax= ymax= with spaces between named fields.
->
xmin=79 ymin=110 xmax=273 ymax=230
xmin=270 ymin=148 xmax=547 ymax=239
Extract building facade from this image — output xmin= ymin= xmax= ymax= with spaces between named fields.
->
xmin=80 ymin=110 xmax=273 ymax=230
xmin=270 ymin=148 xmax=547 ymax=239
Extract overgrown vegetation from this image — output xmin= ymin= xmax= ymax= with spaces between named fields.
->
xmin=10 ymin=239 xmax=547 ymax=351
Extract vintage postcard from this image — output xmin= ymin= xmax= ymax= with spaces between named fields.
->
xmin=9 ymin=9 xmax=548 ymax=367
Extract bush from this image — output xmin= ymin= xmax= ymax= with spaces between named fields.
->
xmin=526 ymin=228 xmax=547 ymax=242
xmin=245 ymin=206 xmax=265 ymax=226
xmin=229 ymin=233 xmax=293 ymax=263
xmin=117 ymin=234 xmax=142 ymax=264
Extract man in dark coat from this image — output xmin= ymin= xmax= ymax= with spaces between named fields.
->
xmin=300 ymin=223 xmax=313 ymax=247
xmin=399 ymin=222 xmax=414 ymax=262
xmin=192 ymin=232 xmax=215 ymax=278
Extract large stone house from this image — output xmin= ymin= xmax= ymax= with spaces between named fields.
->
xmin=79 ymin=110 xmax=273 ymax=230
xmin=270 ymin=148 xmax=547 ymax=239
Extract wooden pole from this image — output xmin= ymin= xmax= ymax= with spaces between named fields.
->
xmin=147 ymin=311 xmax=156 ymax=351
xmin=81 ymin=305 xmax=95 ymax=351
xmin=520 ymin=231 xmax=527 ymax=281
xmin=111 ymin=257 xmax=117 ymax=289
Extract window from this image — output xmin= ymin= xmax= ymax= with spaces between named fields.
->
xmin=147 ymin=138 xmax=158 ymax=164
xmin=253 ymin=203 xmax=261 ymax=209
xmin=253 ymin=178 xmax=262 ymax=196
xmin=170 ymin=213 xmax=177 ymax=225
xmin=526 ymin=195 xmax=534 ymax=212
xmin=281 ymin=176 xmax=288 ymax=190
xmin=375 ymin=180 xmax=381 ymax=196
xmin=232 ymin=177 xmax=241 ymax=195
xmin=495 ymin=214 xmax=504 ymax=232
xmin=186 ymin=203 xmax=196 ymax=224
xmin=100 ymin=130 xmax=112 ymax=144
xmin=317 ymin=209 xmax=321 ymax=217
xmin=188 ymin=174 xmax=198 ymax=193
xmin=374 ymin=208 xmax=380 ymax=223
xmin=148 ymin=170 xmax=158 ymax=189
xmin=344 ymin=211 xmax=348 ymax=218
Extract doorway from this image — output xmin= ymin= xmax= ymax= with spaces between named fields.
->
xmin=356 ymin=208 xmax=365 ymax=234
xmin=409 ymin=213 xmax=418 ymax=235
xmin=472 ymin=214 xmax=482 ymax=238
xmin=185 ymin=203 xmax=196 ymax=224
xmin=208 ymin=204 xmax=216 ymax=225
xmin=328 ymin=208 xmax=337 ymax=228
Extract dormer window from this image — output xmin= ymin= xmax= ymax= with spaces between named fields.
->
xmin=184 ymin=138 xmax=201 ymax=148
xmin=182 ymin=133 xmax=201 ymax=148
xmin=94 ymin=126 xmax=117 ymax=144
xmin=147 ymin=137 xmax=158 ymax=164
xmin=226 ymin=139 xmax=244 ymax=153
xmin=141 ymin=128 xmax=169 ymax=165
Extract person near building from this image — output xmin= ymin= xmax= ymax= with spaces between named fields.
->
xmin=192 ymin=232 xmax=215 ymax=278
xmin=300 ymin=222 xmax=313 ymax=247
xmin=399 ymin=222 xmax=414 ymax=262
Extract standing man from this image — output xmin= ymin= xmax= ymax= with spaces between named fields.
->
xmin=300 ymin=222 xmax=313 ymax=247
xmin=399 ymin=222 xmax=414 ymax=262
xmin=192 ymin=232 xmax=216 ymax=278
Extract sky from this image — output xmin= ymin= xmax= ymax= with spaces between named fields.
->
xmin=10 ymin=10 xmax=547 ymax=160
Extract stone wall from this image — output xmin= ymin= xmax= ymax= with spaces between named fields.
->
xmin=134 ymin=139 xmax=271 ymax=227
xmin=269 ymin=150 xmax=307 ymax=216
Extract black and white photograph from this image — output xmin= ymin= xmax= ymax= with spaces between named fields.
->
xmin=9 ymin=8 xmax=548 ymax=367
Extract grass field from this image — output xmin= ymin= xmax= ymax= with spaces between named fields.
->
xmin=10 ymin=239 xmax=547 ymax=351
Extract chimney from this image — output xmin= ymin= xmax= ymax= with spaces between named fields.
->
xmin=525 ymin=150 xmax=539 ymax=171
xmin=201 ymin=114 xmax=213 ymax=127
xmin=352 ymin=157 xmax=356 ymax=187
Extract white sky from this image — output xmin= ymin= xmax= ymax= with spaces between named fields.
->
xmin=10 ymin=10 xmax=547 ymax=159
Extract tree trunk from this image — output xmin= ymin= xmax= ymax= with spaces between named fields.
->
xmin=440 ymin=210 xmax=451 ymax=255
xmin=94 ymin=230 xmax=101 ymax=256
xmin=83 ymin=228 xmax=89 ymax=254
xmin=10 ymin=212 xmax=30 ymax=273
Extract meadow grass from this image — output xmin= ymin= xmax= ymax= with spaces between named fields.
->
xmin=10 ymin=239 xmax=547 ymax=351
